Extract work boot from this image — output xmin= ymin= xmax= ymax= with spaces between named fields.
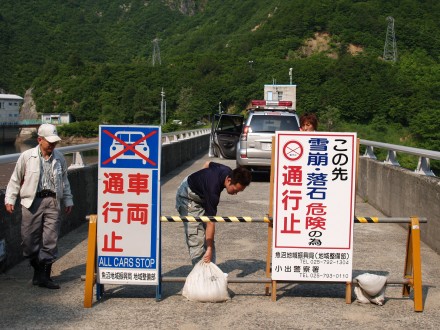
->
xmin=29 ymin=258 xmax=40 ymax=285
xmin=38 ymin=262 xmax=60 ymax=289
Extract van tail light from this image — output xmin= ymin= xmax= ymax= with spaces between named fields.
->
xmin=278 ymin=101 xmax=293 ymax=107
xmin=241 ymin=126 xmax=249 ymax=141
xmin=251 ymin=100 xmax=293 ymax=108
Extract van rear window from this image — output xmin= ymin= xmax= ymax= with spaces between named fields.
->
xmin=249 ymin=115 xmax=299 ymax=132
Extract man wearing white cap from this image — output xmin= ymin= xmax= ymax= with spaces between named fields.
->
xmin=5 ymin=124 xmax=74 ymax=289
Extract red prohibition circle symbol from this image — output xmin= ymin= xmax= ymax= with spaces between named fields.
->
xmin=283 ymin=140 xmax=303 ymax=161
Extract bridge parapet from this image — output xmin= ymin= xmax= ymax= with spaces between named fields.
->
xmin=357 ymin=156 xmax=440 ymax=255
xmin=356 ymin=139 xmax=440 ymax=254
xmin=361 ymin=139 xmax=440 ymax=176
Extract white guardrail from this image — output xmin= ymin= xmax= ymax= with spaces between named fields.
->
xmin=360 ymin=139 xmax=440 ymax=176
xmin=0 ymin=128 xmax=211 ymax=169
xmin=0 ymin=130 xmax=438 ymax=176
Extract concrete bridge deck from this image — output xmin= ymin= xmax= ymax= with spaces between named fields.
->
xmin=1 ymin=154 xmax=439 ymax=329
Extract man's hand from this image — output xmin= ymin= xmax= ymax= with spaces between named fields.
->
xmin=203 ymin=246 xmax=213 ymax=263
xmin=204 ymin=222 xmax=215 ymax=263
xmin=65 ymin=206 xmax=73 ymax=215
xmin=5 ymin=204 xmax=14 ymax=214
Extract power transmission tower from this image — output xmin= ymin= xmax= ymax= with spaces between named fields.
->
xmin=152 ymin=38 xmax=161 ymax=66
xmin=383 ymin=16 xmax=397 ymax=62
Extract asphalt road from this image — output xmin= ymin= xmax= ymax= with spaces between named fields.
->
xmin=1 ymin=153 xmax=439 ymax=329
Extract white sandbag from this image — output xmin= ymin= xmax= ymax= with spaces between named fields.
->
xmin=354 ymin=285 xmax=371 ymax=304
xmin=367 ymin=287 xmax=386 ymax=306
xmin=354 ymin=273 xmax=387 ymax=306
xmin=354 ymin=284 xmax=386 ymax=306
xmin=355 ymin=273 xmax=387 ymax=296
xmin=182 ymin=261 xmax=230 ymax=303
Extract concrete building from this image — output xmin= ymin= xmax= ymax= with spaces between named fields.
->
xmin=0 ymin=94 xmax=23 ymax=124
xmin=40 ymin=113 xmax=72 ymax=125
xmin=264 ymin=84 xmax=297 ymax=110
xmin=0 ymin=94 xmax=23 ymax=143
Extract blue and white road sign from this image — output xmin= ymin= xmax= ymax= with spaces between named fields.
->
xmin=97 ymin=125 xmax=161 ymax=285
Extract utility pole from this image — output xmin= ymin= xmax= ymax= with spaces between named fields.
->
xmin=164 ymin=99 xmax=167 ymax=124
xmin=289 ymin=68 xmax=293 ymax=85
xmin=383 ymin=16 xmax=397 ymax=62
xmin=152 ymin=38 xmax=162 ymax=66
xmin=218 ymin=102 xmax=222 ymax=114
xmin=160 ymin=88 xmax=165 ymax=125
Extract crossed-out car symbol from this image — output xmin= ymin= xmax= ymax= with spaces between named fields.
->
xmin=109 ymin=131 xmax=150 ymax=164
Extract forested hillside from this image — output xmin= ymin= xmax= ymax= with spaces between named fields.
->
xmin=0 ymin=0 xmax=439 ymax=157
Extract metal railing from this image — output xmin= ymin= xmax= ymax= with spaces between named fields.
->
xmin=0 ymin=119 xmax=43 ymax=126
xmin=0 ymin=131 xmax=438 ymax=176
xmin=0 ymin=128 xmax=210 ymax=168
xmin=360 ymin=139 xmax=440 ymax=176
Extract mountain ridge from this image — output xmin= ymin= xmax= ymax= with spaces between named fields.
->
xmin=0 ymin=0 xmax=439 ymax=156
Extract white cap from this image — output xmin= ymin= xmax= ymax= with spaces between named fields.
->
xmin=38 ymin=124 xmax=62 ymax=143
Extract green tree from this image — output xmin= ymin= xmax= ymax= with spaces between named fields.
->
xmin=410 ymin=107 xmax=440 ymax=151
xmin=175 ymin=87 xmax=194 ymax=126
xmin=319 ymin=105 xmax=342 ymax=131
xmin=120 ymin=84 xmax=136 ymax=123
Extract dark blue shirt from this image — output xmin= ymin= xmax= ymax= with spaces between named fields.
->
xmin=187 ymin=162 xmax=232 ymax=216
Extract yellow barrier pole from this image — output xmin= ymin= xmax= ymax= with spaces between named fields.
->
xmin=406 ymin=216 xmax=423 ymax=312
xmin=84 ymin=215 xmax=98 ymax=308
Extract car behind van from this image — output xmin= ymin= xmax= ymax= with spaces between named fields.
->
xmin=209 ymin=100 xmax=299 ymax=169
xmin=236 ymin=100 xmax=300 ymax=171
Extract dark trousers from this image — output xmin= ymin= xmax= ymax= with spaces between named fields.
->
xmin=21 ymin=197 xmax=60 ymax=263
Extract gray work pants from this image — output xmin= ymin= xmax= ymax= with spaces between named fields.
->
xmin=21 ymin=196 xmax=60 ymax=263
xmin=175 ymin=177 xmax=216 ymax=265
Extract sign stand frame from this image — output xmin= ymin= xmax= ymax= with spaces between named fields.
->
xmin=265 ymin=138 xmax=276 ymax=297
xmin=156 ymin=215 xmax=163 ymax=301
xmin=84 ymin=125 xmax=162 ymax=307
xmin=83 ymin=212 xmax=163 ymax=307
xmin=345 ymin=138 xmax=360 ymax=303
xmin=266 ymin=137 xmax=424 ymax=312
